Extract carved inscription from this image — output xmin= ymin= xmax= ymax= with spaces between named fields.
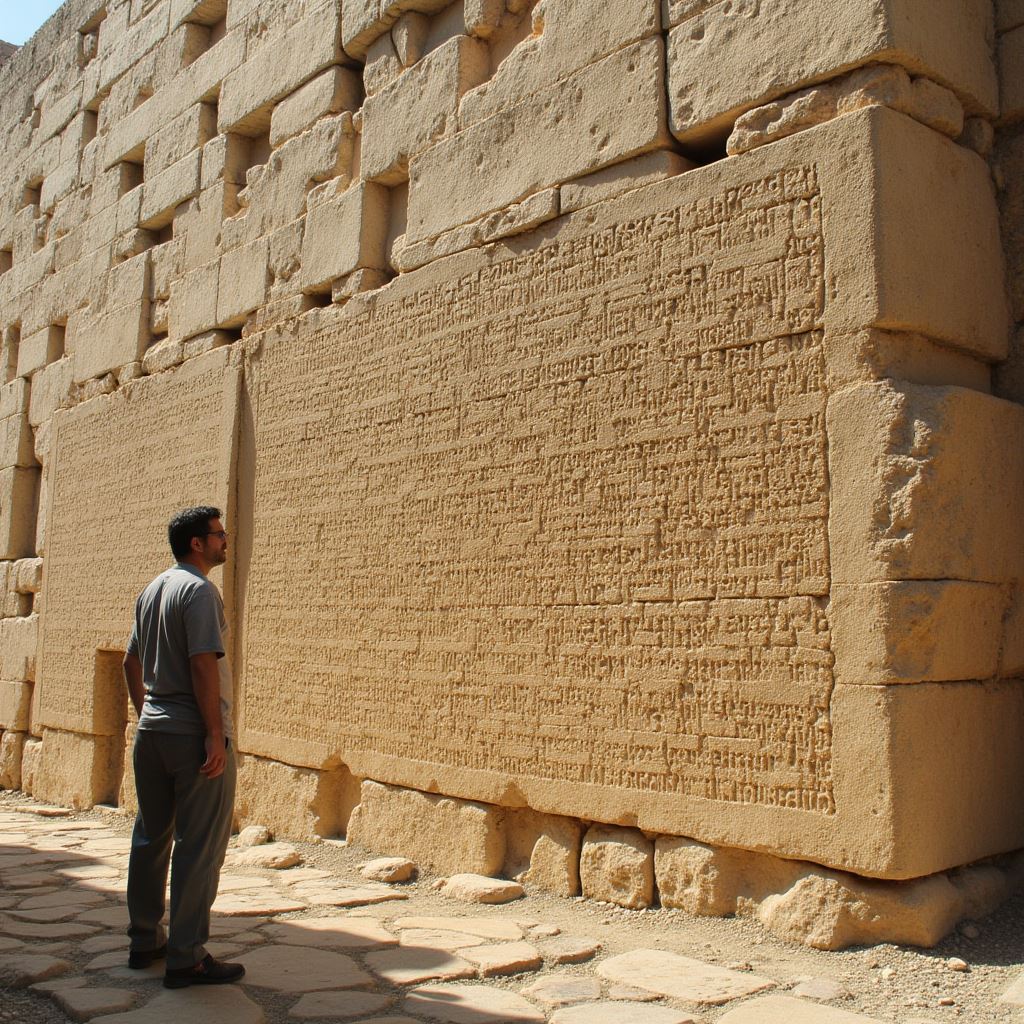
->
xmin=243 ymin=165 xmax=834 ymax=814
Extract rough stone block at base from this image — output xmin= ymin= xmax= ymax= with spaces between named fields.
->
xmin=234 ymin=753 xmax=359 ymax=839
xmin=19 ymin=736 xmax=41 ymax=795
xmin=830 ymin=581 xmax=1006 ymax=684
xmin=504 ymin=808 xmax=583 ymax=897
xmin=580 ymin=825 xmax=654 ymax=910
xmin=0 ymin=730 xmax=26 ymax=789
xmin=0 ymin=680 xmax=31 ymax=731
xmin=346 ymin=780 xmax=506 ymax=876
xmin=300 ymin=181 xmax=389 ymax=293
xmin=406 ymin=37 xmax=670 ymax=245
xmin=31 ymin=729 xmax=121 ymax=810
xmin=828 ymin=382 xmax=1024 ymax=585
xmin=0 ymin=614 xmax=38 ymax=681
xmin=667 ymin=0 xmax=997 ymax=146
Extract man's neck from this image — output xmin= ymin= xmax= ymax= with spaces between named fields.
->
xmin=178 ymin=555 xmax=210 ymax=577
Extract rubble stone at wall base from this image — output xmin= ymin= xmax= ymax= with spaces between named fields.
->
xmin=346 ymin=779 xmax=506 ymax=876
xmin=234 ymin=752 xmax=360 ymax=839
xmin=0 ymin=730 xmax=26 ymax=789
xmin=28 ymin=729 xmax=120 ymax=809
xmin=580 ymin=825 xmax=655 ymax=910
xmin=504 ymin=808 xmax=583 ymax=897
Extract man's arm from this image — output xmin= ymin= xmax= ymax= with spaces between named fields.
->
xmin=191 ymin=652 xmax=226 ymax=779
xmin=122 ymin=653 xmax=145 ymax=718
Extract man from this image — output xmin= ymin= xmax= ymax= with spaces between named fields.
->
xmin=122 ymin=506 xmax=244 ymax=989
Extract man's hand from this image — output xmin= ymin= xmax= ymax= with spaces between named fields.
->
xmin=201 ymin=733 xmax=226 ymax=778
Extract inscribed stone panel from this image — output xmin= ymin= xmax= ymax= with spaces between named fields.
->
xmin=36 ymin=348 xmax=240 ymax=735
xmin=240 ymin=142 xmax=836 ymax=853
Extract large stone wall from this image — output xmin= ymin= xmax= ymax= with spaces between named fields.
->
xmin=1 ymin=0 xmax=1022 ymax=938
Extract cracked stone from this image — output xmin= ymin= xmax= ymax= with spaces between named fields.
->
xmin=290 ymin=884 xmax=408 ymax=907
xmin=521 ymin=976 xmax=602 ymax=1006
xmin=461 ymin=941 xmax=542 ymax=977
xmin=210 ymin=893 xmax=307 ymax=916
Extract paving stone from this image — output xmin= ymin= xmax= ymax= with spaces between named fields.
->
xmin=243 ymin=943 xmax=375 ymax=992
xmin=217 ymin=874 xmax=276 ymax=892
xmin=360 ymin=857 xmax=417 ymax=883
xmin=289 ymin=990 xmax=394 ymax=1018
xmin=551 ymin=1003 xmax=699 ymax=1024
xmin=31 ymin=975 xmax=88 ymax=992
xmin=439 ymin=874 xmax=524 ymax=904
xmin=10 ymin=905 xmax=96 ymax=922
xmin=226 ymin=842 xmax=302 ymax=869
xmin=264 ymin=916 xmax=397 ymax=949
xmin=85 ymin=950 xmax=131 ymax=971
xmin=792 ymin=976 xmax=853 ymax=1000
xmin=10 ymin=805 xmax=71 ymax=817
xmin=394 ymin=917 xmax=523 ymax=940
xmin=87 ymin=985 xmax=266 ymax=1024
xmin=58 ymin=864 xmax=120 ymax=879
xmin=0 ymin=916 xmax=99 ymax=939
xmin=291 ymin=883 xmax=408 ymax=907
xmin=278 ymin=868 xmax=333 ymax=884
xmin=597 ymin=950 xmax=776 ymax=1005
xmin=77 ymin=905 xmax=130 ymax=927
xmin=608 ymin=986 xmax=663 ymax=1002
xmin=0 ymin=953 xmax=72 ymax=987
xmin=211 ymin=916 xmax=269 ymax=936
xmin=366 ymin=946 xmax=478 ymax=986
xmin=211 ymin=893 xmax=307 ymax=916
xmin=0 ymin=936 xmax=24 ymax=951
xmin=521 ymin=976 xmax=602 ymax=1006
xmin=52 ymin=986 xmax=138 ymax=1021
xmin=539 ymin=935 xmax=602 ymax=964
xmin=81 ymin=935 xmax=126 ymax=953
xmin=718 ymin=995 xmax=885 ymax=1023
xmin=20 ymin=889 xmax=107 ymax=909
xmin=400 ymin=928 xmax=495 ymax=952
xmin=403 ymin=983 xmax=546 ymax=1022
xmin=460 ymin=941 xmax=542 ymax=977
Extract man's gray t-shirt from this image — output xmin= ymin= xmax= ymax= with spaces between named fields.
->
xmin=127 ymin=563 xmax=233 ymax=738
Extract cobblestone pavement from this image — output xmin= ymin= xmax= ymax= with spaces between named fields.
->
xmin=1 ymin=796 xmax=1023 ymax=1024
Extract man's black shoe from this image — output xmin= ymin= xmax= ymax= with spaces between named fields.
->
xmin=163 ymin=954 xmax=245 ymax=989
xmin=128 ymin=944 xmax=167 ymax=969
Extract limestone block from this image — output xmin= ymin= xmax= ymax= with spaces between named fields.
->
xmin=72 ymin=303 xmax=151 ymax=385
xmin=0 ymin=381 xmax=29 ymax=421
xmin=144 ymin=103 xmax=218 ymax=178
xmin=460 ymin=0 xmax=661 ymax=128
xmin=463 ymin=0 xmax=504 ymax=40
xmin=365 ymin=33 xmax=404 ymax=97
xmin=19 ymin=736 xmax=41 ymax=793
xmin=141 ymin=338 xmax=184 ymax=375
xmin=217 ymin=237 xmax=268 ymax=327
xmin=343 ymin=0 xmax=386 ymax=60
xmin=1000 ymin=24 xmax=1024 ymax=124
xmin=667 ymin=0 xmax=997 ymax=146
xmin=234 ymin=754 xmax=358 ymax=838
xmin=269 ymin=67 xmax=361 ymax=149
xmin=39 ymin=161 xmax=79 ymax=216
xmin=0 ymin=681 xmax=31 ymax=731
xmin=331 ymin=268 xmax=391 ymax=303
xmin=99 ymin=3 xmax=170 ymax=93
xmin=38 ymin=86 xmax=84 ymax=144
xmin=580 ymin=825 xmax=654 ymax=909
xmin=0 ymin=413 xmax=37 ymax=469
xmin=0 ymin=469 xmax=38 ymax=561
xmin=392 ymin=12 xmax=430 ymax=63
xmin=560 ymin=150 xmax=693 ymax=214
xmin=0 ymin=731 xmax=25 ymax=789
xmin=0 ymin=614 xmax=38 ymax=682
xmin=757 ymin=871 xmax=962 ymax=950
xmin=139 ymin=150 xmax=201 ymax=230
xmin=219 ymin=3 xmax=343 ymax=133
xmin=999 ymin=587 xmax=1024 ymax=677
xmin=31 ymin=729 xmax=121 ymax=810
xmin=28 ymin=359 xmax=74 ymax=429
xmin=300 ymin=181 xmax=389 ymax=292
xmin=183 ymin=329 xmax=232 ymax=360
xmin=362 ymin=36 xmax=489 ymax=186
xmin=407 ymin=38 xmax=670 ymax=244
xmin=346 ymin=780 xmax=506 ymax=875
xmin=828 ymin=383 xmax=1024 ymax=585
xmin=17 ymin=326 xmax=65 ymax=379
xmin=119 ymin=723 xmax=138 ymax=815
xmin=14 ymin=559 xmax=42 ymax=595
xmin=831 ymin=582 xmax=1006 ymax=684
xmin=655 ymin=838 xmax=743 ymax=916
xmin=504 ymin=808 xmax=582 ymax=896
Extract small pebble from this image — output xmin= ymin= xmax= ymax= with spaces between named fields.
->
xmin=937 ymin=997 xmax=955 ymax=1006
xmin=880 ymin=967 xmax=896 ymax=980
xmin=946 ymin=957 xmax=969 ymax=973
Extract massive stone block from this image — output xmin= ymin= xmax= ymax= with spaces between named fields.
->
xmin=234 ymin=106 xmax=1016 ymax=878
xmin=35 ymin=347 xmax=239 ymax=740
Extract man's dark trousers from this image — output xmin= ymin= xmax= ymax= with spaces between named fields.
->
xmin=126 ymin=730 xmax=236 ymax=970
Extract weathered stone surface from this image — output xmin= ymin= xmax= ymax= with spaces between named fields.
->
xmin=264 ymin=916 xmax=397 ymax=949
xmin=580 ymin=825 xmax=654 ymax=910
xmin=51 ymin=986 xmax=137 ymax=1021
xmin=86 ymin=986 xmax=265 ymax=1024
xmin=439 ymin=874 xmax=524 ymax=904
xmin=0 ymin=730 xmax=26 ymax=789
xmin=403 ymin=983 xmax=546 ymax=1023
xmin=236 ymin=824 xmax=271 ymax=847
xmin=0 ymin=953 xmax=72 ymax=987
xmin=538 ymin=936 xmax=602 ymax=965
xmin=242 ymin=944 xmax=374 ymax=992
xmin=394 ymin=918 xmax=523 ymax=941
xmin=460 ymin=941 xmax=542 ymax=977
xmin=347 ymin=782 xmax=505 ymax=876
xmin=289 ymin=990 xmax=393 ymax=1019
xmin=520 ymin=976 xmax=602 ymax=1007
xmin=791 ymin=977 xmax=854 ymax=1001
xmin=360 ymin=857 xmax=416 ymax=883
xmin=225 ymin=841 xmax=302 ymax=869
xmin=365 ymin=946 xmax=477 ymax=986
xmin=1000 ymin=973 xmax=1024 ymax=1005
xmin=551 ymin=1005 xmax=699 ymax=1024
xmin=597 ymin=950 xmax=776 ymax=1005
xmin=504 ymin=809 xmax=582 ymax=897
xmin=718 ymin=995 xmax=885 ymax=1024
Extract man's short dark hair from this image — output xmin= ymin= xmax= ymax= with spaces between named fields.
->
xmin=168 ymin=506 xmax=222 ymax=560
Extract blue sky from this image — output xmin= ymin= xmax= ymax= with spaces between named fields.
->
xmin=0 ymin=0 xmax=66 ymax=46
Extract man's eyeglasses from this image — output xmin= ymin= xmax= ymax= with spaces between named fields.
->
xmin=205 ymin=530 xmax=228 ymax=539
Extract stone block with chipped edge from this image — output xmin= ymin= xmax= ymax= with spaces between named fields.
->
xmin=139 ymin=150 xmax=201 ymax=230
xmin=560 ymin=150 xmax=694 ymax=214
xmin=14 ymin=557 xmax=41 ymax=595
xmin=219 ymin=3 xmax=344 ymax=133
xmin=346 ymin=780 xmax=506 ymax=875
xmin=580 ymin=825 xmax=654 ymax=909
xmin=19 ymin=737 xmax=41 ymax=794
xmin=365 ymin=33 xmax=404 ymax=98
xmin=17 ymin=326 xmax=65 ymax=380
xmin=141 ymin=338 xmax=185 ymax=375
xmin=234 ymin=754 xmax=359 ymax=838
xmin=362 ymin=36 xmax=489 ymax=186
xmin=828 ymin=382 xmax=1024 ymax=585
xmin=144 ymin=103 xmax=218 ymax=179
xmin=460 ymin=0 xmax=661 ymax=129
xmin=830 ymin=581 xmax=1006 ymax=684
xmin=169 ymin=261 xmax=221 ymax=342
xmin=393 ymin=11 xmax=430 ymax=63
xmin=0 ymin=680 xmax=31 ymax=731
xmin=504 ymin=807 xmax=582 ymax=896
xmin=0 ymin=730 xmax=26 ymax=789
xmin=343 ymin=0 xmax=451 ymax=60
xmin=0 ymin=412 xmax=37 ymax=470
xmin=667 ymin=0 xmax=997 ymax=148
xmin=300 ymin=181 xmax=390 ymax=292
xmin=407 ymin=37 xmax=670 ymax=244
xmin=0 ymin=469 xmax=38 ymax=562
xmin=71 ymin=304 xmax=150 ymax=385
xmin=269 ymin=67 xmax=361 ymax=149
xmin=0 ymin=381 xmax=29 ymax=422
xmin=30 ymin=729 xmax=121 ymax=810
xmin=218 ymin=237 xmax=268 ymax=328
